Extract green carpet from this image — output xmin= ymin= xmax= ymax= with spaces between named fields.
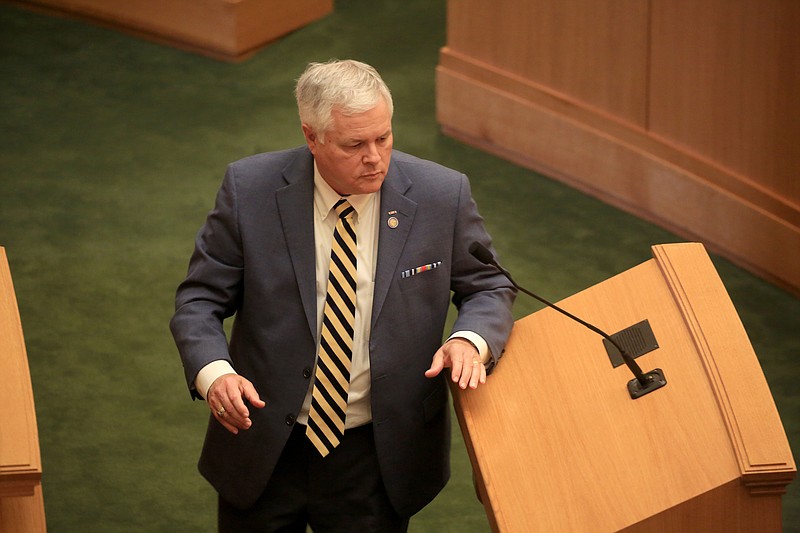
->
xmin=1 ymin=1 xmax=797 ymax=531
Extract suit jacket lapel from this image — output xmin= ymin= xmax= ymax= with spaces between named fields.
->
xmin=372 ymin=160 xmax=417 ymax=328
xmin=276 ymin=149 xmax=317 ymax=340
xmin=275 ymin=149 xmax=418 ymax=338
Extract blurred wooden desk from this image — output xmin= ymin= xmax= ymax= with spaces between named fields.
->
xmin=6 ymin=0 xmax=333 ymax=61
xmin=0 ymin=247 xmax=46 ymax=532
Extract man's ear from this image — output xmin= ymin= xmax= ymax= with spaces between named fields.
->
xmin=301 ymin=124 xmax=317 ymax=151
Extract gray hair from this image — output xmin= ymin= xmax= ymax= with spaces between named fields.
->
xmin=295 ymin=59 xmax=393 ymax=140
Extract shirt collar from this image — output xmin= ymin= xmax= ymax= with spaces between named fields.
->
xmin=313 ymin=161 xmax=375 ymax=219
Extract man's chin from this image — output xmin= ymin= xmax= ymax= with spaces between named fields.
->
xmin=356 ymin=175 xmax=385 ymax=194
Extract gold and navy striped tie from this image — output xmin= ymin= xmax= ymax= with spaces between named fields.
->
xmin=307 ymin=198 xmax=357 ymax=457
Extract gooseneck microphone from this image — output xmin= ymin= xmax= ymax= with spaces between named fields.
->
xmin=470 ymin=242 xmax=666 ymax=399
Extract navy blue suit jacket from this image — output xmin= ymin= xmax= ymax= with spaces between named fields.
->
xmin=170 ymin=146 xmax=516 ymax=516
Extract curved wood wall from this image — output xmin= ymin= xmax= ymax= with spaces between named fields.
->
xmin=437 ymin=0 xmax=799 ymax=294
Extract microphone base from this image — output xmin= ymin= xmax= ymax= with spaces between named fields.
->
xmin=627 ymin=368 xmax=667 ymax=399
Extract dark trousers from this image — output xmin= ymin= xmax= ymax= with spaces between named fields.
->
xmin=218 ymin=423 xmax=409 ymax=533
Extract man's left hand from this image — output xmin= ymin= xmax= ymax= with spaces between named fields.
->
xmin=425 ymin=338 xmax=486 ymax=389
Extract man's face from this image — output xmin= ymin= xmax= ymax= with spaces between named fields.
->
xmin=302 ymin=99 xmax=393 ymax=196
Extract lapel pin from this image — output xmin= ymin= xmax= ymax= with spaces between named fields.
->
xmin=387 ymin=216 xmax=399 ymax=229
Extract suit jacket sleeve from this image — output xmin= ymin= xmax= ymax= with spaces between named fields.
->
xmin=447 ymin=173 xmax=516 ymax=370
xmin=170 ymin=165 xmax=244 ymax=396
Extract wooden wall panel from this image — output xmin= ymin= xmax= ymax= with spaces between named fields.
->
xmin=438 ymin=0 xmax=800 ymax=294
xmin=649 ymin=0 xmax=800 ymax=202
xmin=447 ymin=0 xmax=649 ymax=126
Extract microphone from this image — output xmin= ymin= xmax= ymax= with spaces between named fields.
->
xmin=470 ymin=242 xmax=666 ymax=399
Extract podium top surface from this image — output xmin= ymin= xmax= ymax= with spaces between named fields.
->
xmin=453 ymin=243 xmax=795 ymax=532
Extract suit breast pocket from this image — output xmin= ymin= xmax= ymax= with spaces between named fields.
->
xmin=398 ymin=260 xmax=446 ymax=293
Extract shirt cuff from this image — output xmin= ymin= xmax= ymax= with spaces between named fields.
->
xmin=194 ymin=360 xmax=237 ymax=400
xmin=448 ymin=330 xmax=491 ymax=364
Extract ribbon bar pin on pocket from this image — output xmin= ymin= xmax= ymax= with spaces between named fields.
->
xmin=401 ymin=261 xmax=443 ymax=279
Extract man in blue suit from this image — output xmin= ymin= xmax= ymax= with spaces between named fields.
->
xmin=170 ymin=59 xmax=516 ymax=531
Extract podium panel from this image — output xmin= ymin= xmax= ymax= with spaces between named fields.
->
xmin=452 ymin=243 xmax=795 ymax=532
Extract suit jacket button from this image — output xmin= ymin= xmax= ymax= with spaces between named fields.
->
xmin=285 ymin=414 xmax=296 ymax=426
xmin=302 ymin=367 xmax=312 ymax=379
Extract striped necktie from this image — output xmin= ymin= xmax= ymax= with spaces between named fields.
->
xmin=306 ymin=198 xmax=357 ymax=457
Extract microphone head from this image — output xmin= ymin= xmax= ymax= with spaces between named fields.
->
xmin=469 ymin=241 xmax=495 ymax=265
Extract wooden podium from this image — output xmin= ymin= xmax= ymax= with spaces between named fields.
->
xmin=0 ymin=247 xmax=46 ymax=531
xmin=452 ymin=243 xmax=795 ymax=532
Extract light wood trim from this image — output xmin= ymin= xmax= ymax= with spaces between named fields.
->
xmin=7 ymin=0 xmax=333 ymax=62
xmin=0 ymin=247 xmax=46 ymax=531
xmin=436 ymin=54 xmax=800 ymax=294
xmin=437 ymin=49 xmax=799 ymax=228
xmin=652 ymin=243 xmax=796 ymax=495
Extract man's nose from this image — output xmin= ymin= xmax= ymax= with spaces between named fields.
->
xmin=362 ymin=142 xmax=381 ymax=164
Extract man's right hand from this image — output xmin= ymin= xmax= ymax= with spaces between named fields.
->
xmin=206 ymin=373 xmax=266 ymax=434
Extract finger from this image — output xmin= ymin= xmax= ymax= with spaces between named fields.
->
xmin=214 ymin=399 xmax=251 ymax=431
xmin=210 ymin=396 xmax=242 ymax=433
xmin=451 ymin=353 xmax=466 ymax=384
xmin=458 ymin=357 xmax=476 ymax=389
xmin=230 ymin=391 xmax=251 ymax=419
xmin=241 ymin=381 xmax=266 ymax=408
xmin=425 ymin=349 xmax=445 ymax=378
xmin=223 ymin=391 xmax=254 ymax=429
xmin=209 ymin=377 xmax=254 ymax=430
xmin=467 ymin=360 xmax=484 ymax=389
xmin=210 ymin=382 xmax=241 ymax=417
xmin=210 ymin=395 xmax=237 ymax=422
xmin=214 ymin=409 xmax=240 ymax=435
